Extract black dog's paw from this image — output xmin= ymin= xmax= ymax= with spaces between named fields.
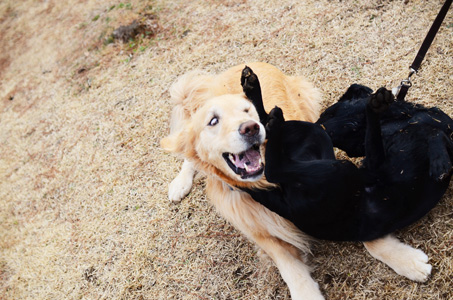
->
xmin=241 ymin=66 xmax=259 ymax=93
xmin=369 ymin=87 xmax=394 ymax=114
xmin=266 ymin=106 xmax=285 ymax=136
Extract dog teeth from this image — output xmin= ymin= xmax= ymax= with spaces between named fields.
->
xmin=229 ymin=154 xmax=235 ymax=163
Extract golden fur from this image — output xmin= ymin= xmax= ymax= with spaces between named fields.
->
xmin=168 ymin=62 xmax=320 ymax=123
xmin=161 ymin=63 xmax=431 ymax=299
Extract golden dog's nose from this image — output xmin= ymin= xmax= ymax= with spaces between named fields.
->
xmin=239 ymin=121 xmax=260 ymax=137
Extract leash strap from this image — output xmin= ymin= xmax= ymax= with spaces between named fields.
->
xmin=396 ymin=0 xmax=452 ymax=101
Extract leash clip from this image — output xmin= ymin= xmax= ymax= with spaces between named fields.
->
xmin=393 ymin=68 xmax=417 ymax=97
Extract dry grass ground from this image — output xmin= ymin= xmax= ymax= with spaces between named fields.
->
xmin=0 ymin=0 xmax=452 ymax=299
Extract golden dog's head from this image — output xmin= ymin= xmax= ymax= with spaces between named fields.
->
xmin=161 ymin=94 xmax=266 ymax=187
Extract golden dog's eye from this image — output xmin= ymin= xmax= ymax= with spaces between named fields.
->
xmin=244 ymin=108 xmax=249 ymax=113
xmin=208 ymin=116 xmax=219 ymax=126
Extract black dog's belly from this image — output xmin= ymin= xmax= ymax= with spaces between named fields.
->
xmin=277 ymin=170 xmax=451 ymax=242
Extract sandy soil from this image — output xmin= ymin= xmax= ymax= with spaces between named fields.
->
xmin=1 ymin=0 xmax=452 ymax=299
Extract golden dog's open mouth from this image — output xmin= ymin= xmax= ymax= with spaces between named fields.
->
xmin=223 ymin=144 xmax=264 ymax=179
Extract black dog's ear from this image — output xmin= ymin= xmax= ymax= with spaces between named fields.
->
xmin=339 ymin=84 xmax=373 ymax=102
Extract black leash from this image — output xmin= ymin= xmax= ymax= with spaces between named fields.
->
xmin=395 ymin=0 xmax=452 ymax=101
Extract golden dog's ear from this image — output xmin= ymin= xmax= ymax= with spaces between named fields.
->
xmin=161 ymin=133 xmax=184 ymax=154
xmin=160 ymin=126 xmax=192 ymax=155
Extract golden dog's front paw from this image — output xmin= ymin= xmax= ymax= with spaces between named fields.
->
xmin=168 ymin=160 xmax=195 ymax=202
xmin=168 ymin=173 xmax=193 ymax=202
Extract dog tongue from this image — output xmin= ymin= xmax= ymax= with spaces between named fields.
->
xmin=234 ymin=148 xmax=261 ymax=170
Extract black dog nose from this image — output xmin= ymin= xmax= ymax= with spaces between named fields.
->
xmin=239 ymin=121 xmax=260 ymax=137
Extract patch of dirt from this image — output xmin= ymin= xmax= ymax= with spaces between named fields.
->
xmin=66 ymin=7 xmax=161 ymax=94
xmin=111 ymin=14 xmax=159 ymax=43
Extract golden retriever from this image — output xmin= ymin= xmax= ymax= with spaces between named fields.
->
xmin=161 ymin=62 xmax=432 ymax=299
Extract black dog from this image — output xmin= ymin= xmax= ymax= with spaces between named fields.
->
xmin=240 ymin=67 xmax=453 ymax=242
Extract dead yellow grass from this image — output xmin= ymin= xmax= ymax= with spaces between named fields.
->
xmin=0 ymin=0 xmax=452 ymax=299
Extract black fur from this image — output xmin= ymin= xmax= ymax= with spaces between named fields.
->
xmin=240 ymin=67 xmax=453 ymax=242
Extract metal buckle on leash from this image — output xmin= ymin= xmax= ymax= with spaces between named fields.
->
xmin=392 ymin=68 xmax=417 ymax=97
xmin=391 ymin=0 xmax=451 ymax=100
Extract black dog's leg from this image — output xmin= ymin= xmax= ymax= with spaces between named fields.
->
xmin=241 ymin=66 xmax=268 ymax=125
xmin=262 ymin=106 xmax=286 ymax=182
xmin=364 ymin=87 xmax=394 ymax=171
